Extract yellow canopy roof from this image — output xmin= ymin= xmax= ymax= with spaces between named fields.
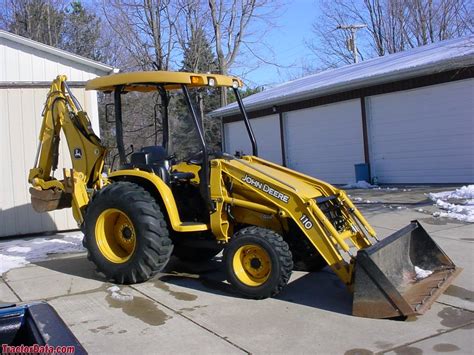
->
xmin=85 ymin=71 xmax=243 ymax=92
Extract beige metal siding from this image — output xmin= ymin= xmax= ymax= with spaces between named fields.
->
xmin=0 ymin=33 xmax=107 ymax=237
xmin=0 ymin=37 xmax=104 ymax=81
xmin=0 ymin=88 xmax=96 ymax=236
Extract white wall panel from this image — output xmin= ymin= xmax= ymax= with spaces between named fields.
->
xmin=367 ymin=79 xmax=474 ymax=183
xmin=0 ymin=88 xmax=98 ymax=236
xmin=224 ymin=114 xmax=282 ymax=164
xmin=284 ymin=100 xmax=364 ymax=184
xmin=0 ymin=37 xmax=104 ymax=82
xmin=0 ymin=35 xmax=106 ymax=236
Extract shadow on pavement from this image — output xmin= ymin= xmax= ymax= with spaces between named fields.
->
xmin=33 ymin=255 xmax=104 ymax=282
xmin=276 ymin=269 xmax=352 ymax=315
xmin=162 ymin=258 xmax=353 ymax=315
xmin=33 ymin=254 xmax=353 ymax=316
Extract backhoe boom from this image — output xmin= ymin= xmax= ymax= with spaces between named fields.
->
xmin=28 ymin=75 xmax=106 ymax=223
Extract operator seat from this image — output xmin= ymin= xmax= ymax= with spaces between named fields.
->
xmin=128 ymin=146 xmax=195 ymax=184
xmin=129 ymin=146 xmax=171 ymax=184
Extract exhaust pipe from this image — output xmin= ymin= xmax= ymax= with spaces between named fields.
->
xmin=352 ymin=220 xmax=461 ymax=319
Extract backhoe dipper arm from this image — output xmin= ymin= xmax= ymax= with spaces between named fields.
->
xmin=28 ymin=75 xmax=107 ymax=224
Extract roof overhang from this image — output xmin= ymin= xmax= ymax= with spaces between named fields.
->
xmin=210 ymin=35 xmax=474 ymax=118
xmin=0 ymin=30 xmax=118 ymax=75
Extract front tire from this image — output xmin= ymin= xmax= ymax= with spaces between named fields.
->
xmin=84 ymin=182 xmax=173 ymax=284
xmin=224 ymin=226 xmax=293 ymax=299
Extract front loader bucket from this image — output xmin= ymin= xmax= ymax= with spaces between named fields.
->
xmin=352 ymin=220 xmax=461 ymax=319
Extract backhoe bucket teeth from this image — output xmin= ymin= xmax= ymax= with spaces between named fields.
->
xmin=352 ymin=220 xmax=461 ymax=319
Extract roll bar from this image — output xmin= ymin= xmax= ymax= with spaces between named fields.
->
xmin=112 ymin=83 xmax=258 ymax=213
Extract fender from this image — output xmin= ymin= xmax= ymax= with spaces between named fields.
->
xmin=108 ymin=169 xmax=208 ymax=233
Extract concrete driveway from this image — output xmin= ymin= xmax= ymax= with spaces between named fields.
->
xmin=1 ymin=187 xmax=473 ymax=354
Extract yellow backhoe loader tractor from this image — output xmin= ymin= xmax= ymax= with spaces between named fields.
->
xmin=28 ymin=73 xmax=461 ymax=319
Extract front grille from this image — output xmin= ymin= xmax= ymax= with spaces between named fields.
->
xmin=316 ymin=195 xmax=346 ymax=232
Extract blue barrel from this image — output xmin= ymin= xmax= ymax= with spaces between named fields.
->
xmin=354 ymin=163 xmax=370 ymax=182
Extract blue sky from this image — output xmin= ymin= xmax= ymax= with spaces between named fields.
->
xmin=237 ymin=0 xmax=319 ymax=88
xmin=84 ymin=0 xmax=319 ymax=88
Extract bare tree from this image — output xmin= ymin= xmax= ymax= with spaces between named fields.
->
xmin=175 ymin=0 xmax=210 ymax=71
xmin=307 ymin=0 xmax=473 ymax=68
xmin=207 ymin=0 xmax=280 ymax=105
xmin=1 ymin=0 xmax=66 ymax=47
xmin=100 ymin=0 xmax=180 ymax=70
xmin=94 ymin=0 xmax=284 ymax=158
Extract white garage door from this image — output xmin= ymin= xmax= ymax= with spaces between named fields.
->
xmin=367 ymin=79 xmax=474 ymax=184
xmin=224 ymin=114 xmax=282 ymax=164
xmin=284 ymin=99 xmax=365 ymax=184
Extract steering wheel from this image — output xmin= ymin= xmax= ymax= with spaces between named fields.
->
xmin=166 ymin=153 xmax=177 ymax=165
xmin=184 ymin=150 xmax=204 ymax=165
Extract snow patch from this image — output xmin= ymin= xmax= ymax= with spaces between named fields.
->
xmin=343 ymin=181 xmax=377 ymax=189
xmin=6 ymin=246 xmax=31 ymax=253
xmin=111 ymin=292 xmax=134 ymax=302
xmin=427 ymin=185 xmax=474 ymax=223
xmin=415 ymin=266 xmax=433 ymax=280
xmin=0 ymin=233 xmax=85 ymax=274
xmin=107 ymin=285 xmax=133 ymax=302
xmin=0 ymin=255 xmax=29 ymax=274
xmin=428 ymin=185 xmax=474 ymax=201
xmin=107 ymin=285 xmax=120 ymax=293
xmin=364 ymin=200 xmax=383 ymax=204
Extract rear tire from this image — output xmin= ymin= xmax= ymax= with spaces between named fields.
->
xmin=224 ymin=226 xmax=293 ymax=299
xmin=84 ymin=181 xmax=173 ymax=284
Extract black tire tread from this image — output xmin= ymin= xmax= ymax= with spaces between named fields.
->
xmin=224 ymin=226 xmax=293 ymax=299
xmin=84 ymin=181 xmax=172 ymax=284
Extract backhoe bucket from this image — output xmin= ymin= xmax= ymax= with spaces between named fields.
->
xmin=352 ymin=220 xmax=461 ymax=319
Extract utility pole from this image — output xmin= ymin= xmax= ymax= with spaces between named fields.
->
xmin=336 ymin=24 xmax=367 ymax=64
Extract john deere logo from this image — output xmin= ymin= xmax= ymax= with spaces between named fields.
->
xmin=241 ymin=174 xmax=290 ymax=203
xmin=73 ymin=148 xmax=82 ymax=159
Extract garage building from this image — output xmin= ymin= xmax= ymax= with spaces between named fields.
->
xmin=0 ymin=30 xmax=115 ymax=237
xmin=212 ymin=36 xmax=474 ymax=185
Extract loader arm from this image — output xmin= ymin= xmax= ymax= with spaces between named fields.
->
xmin=28 ymin=75 xmax=107 ymax=224
xmin=210 ymin=155 xmax=376 ymax=286
xmin=210 ymin=155 xmax=461 ymax=318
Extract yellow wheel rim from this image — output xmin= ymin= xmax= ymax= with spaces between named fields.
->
xmin=232 ymin=244 xmax=271 ymax=286
xmin=95 ymin=208 xmax=136 ymax=264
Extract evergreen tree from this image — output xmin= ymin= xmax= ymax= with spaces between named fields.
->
xmin=7 ymin=0 xmax=64 ymax=47
xmin=227 ymin=86 xmax=264 ymax=103
xmin=3 ymin=0 xmax=102 ymax=60
xmin=62 ymin=1 xmax=102 ymax=61
xmin=170 ymin=27 xmax=221 ymax=158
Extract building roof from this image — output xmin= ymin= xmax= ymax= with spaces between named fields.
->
xmin=211 ymin=35 xmax=474 ymax=117
xmin=0 ymin=30 xmax=117 ymax=74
